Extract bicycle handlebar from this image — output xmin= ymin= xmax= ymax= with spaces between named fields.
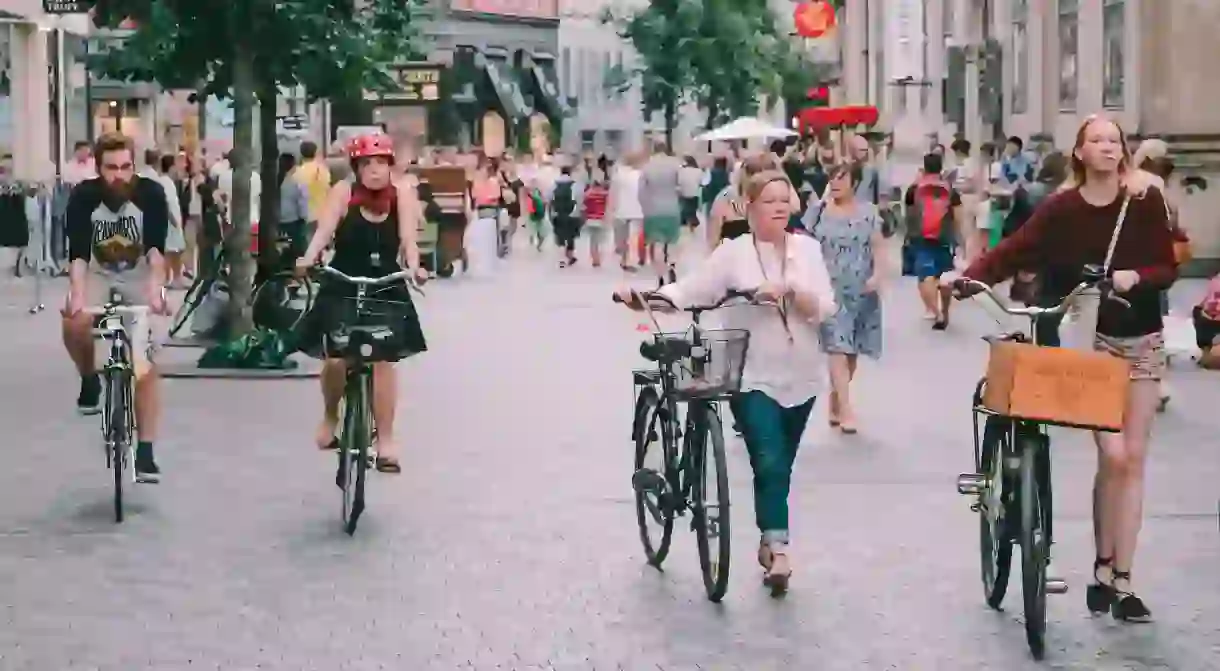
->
xmin=310 ymin=265 xmax=423 ymax=294
xmin=612 ymin=288 xmax=774 ymax=312
xmin=953 ymin=276 xmax=1129 ymax=320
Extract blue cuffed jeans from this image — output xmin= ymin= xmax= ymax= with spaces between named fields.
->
xmin=728 ymin=390 xmax=816 ymax=545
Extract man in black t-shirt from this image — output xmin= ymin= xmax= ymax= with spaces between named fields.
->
xmin=62 ymin=132 xmax=170 ymax=482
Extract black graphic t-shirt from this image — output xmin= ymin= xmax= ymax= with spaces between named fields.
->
xmin=67 ymin=176 xmax=169 ymax=278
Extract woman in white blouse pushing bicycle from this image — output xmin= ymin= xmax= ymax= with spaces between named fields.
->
xmin=617 ymin=169 xmax=837 ymax=593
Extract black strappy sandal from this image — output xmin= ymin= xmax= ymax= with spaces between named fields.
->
xmin=1111 ymin=570 xmax=1153 ymax=623
xmin=375 ymin=456 xmax=402 ymax=474
xmin=1086 ymin=556 xmax=1116 ymax=614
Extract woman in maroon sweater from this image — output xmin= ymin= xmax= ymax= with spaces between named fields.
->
xmin=954 ymin=115 xmax=1176 ymax=622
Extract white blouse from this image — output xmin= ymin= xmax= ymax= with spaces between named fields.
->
xmin=660 ymin=233 xmax=837 ymax=407
xmin=609 ymin=166 xmax=644 ymax=220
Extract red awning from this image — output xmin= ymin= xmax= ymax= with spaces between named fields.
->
xmin=798 ymin=106 xmax=879 ymax=130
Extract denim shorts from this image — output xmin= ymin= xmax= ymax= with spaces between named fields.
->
xmin=910 ymin=239 xmax=954 ymax=280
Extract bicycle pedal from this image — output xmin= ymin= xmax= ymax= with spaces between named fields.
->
xmin=1046 ymin=578 xmax=1069 ymax=594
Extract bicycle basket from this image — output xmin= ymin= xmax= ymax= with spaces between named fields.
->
xmin=663 ymin=328 xmax=750 ymax=400
xmin=322 ymin=287 xmax=418 ymax=362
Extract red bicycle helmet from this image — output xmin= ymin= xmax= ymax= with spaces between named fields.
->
xmin=347 ymin=134 xmax=395 ymax=162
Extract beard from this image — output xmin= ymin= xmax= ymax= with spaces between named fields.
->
xmin=101 ymin=176 xmax=136 ymax=211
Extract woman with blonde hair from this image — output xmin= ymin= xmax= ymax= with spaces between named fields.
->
xmin=949 ymin=114 xmax=1177 ymax=622
xmin=707 ymin=154 xmax=801 ymax=247
xmin=616 ymin=169 xmax=836 ymax=594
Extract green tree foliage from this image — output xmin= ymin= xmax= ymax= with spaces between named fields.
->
xmin=605 ymin=0 xmax=828 ymax=140
xmin=89 ymin=0 xmax=427 ymax=335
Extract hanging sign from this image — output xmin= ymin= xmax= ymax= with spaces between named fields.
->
xmin=43 ymin=1 xmax=91 ymax=14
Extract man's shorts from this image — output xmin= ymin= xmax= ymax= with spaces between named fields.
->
xmin=910 ymin=239 xmax=954 ymax=280
xmin=80 ymin=280 xmax=157 ymax=366
xmin=643 ymin=215 xmax=681 ymax=246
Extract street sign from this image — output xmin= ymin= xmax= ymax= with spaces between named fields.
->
xmin=381 ymin=66 xmax=443 ymax=103
xmin=43 ymin=1 xmax=91 ymax=14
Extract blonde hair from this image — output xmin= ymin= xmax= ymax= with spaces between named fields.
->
xmin=734 ymin=153 xmax=780 ymax=196
xmin=743 ymin=169 xmax=792 ymax=203
xmin=1060 ymin=113 xmax=1150 ymax=197
xmin=1132 ymin=138 xmax=1169 ymax=168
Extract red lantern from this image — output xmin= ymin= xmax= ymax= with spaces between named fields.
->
xmin=793 ymin=1 xmax=837 ymax=39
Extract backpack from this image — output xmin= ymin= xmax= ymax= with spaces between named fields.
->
xmin=909 ymin=178 xmax=953 ymax=242
xmin=552 ymin=180 xmax=575 ymax=217
xmin=528 ymin=189 xmax=545 ymax=221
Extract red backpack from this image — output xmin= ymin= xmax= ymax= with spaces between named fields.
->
xmin=912 ymin=177 xmax=953 ymax=241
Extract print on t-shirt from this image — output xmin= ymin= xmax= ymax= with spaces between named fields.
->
xmin=90 ymin=201 xmax=145 ymax=274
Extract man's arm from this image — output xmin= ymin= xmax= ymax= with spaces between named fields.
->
xmin=65 ymin=184 xmax=95 ymax=308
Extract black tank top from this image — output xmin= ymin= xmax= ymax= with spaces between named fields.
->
xmin=720 ymin=195 xmax=749 ymax=242
xmin=330 ymin=202 xmax=402 ymax=277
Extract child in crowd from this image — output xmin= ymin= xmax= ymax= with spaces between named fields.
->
xmin=581 ymin=177 xmax=610 ymax=267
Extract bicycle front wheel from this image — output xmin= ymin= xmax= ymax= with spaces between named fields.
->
xmin=632 ymin=386 xmax=675 ymax=567
xmin=691 ymin=405 xmax=731 ymax=602
xmin=979 ymin=417 xmax=1014 ymax=609
xmin=106 ymin=369 xmax=132 ymax=524
xmin=1018 ymin=434 xmax=1049 ymax=659
xmin=339 ymin=377 xmax=372 ymax=535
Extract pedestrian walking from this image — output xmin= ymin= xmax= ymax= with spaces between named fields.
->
xmin=551 ymin=165 xmax=582 ymax=268
xmin=639 ymin=140 xmax=683 ymax=284
xmin=903 ymin=152 xmax=964 ymax=330
xmin=465 ymin=158 xmax=503 ymax=277
xmin=581 ymin=175 xmax=610 ymax=267
xmin=949 ymin=114 xmax=1178 ymax=623
xmin=803 ymin=161 xmax=887 ymax=434
xmin=608 ymin=152 xmax=644 ymax=272
xmin=678 ymin=156 xmax=703 ymax=231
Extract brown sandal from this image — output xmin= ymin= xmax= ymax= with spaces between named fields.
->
xmin=375 ymin=456 xmax=401 ymax=474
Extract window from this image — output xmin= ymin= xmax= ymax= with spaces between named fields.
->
xmin=1058 ymin=0 xmax=1079 ymax=110
xmin=580 ymin=130 xmax=596 ymax=152
xmin=1011 ymin=0 xmax=1029 ymax=114
xmin=561 ymin=47 xmax=571 ymax=98
xmin=613 ymin=51 xmax=625 ymax=100
xmin=1102 ymin=0 xmax=1126 ymax=108
xmin=605 ymin=129 xmax=623 ymax=155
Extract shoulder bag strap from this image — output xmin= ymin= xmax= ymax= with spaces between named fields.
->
xmin=1102 ymin=195 xmax=1131 ymax=274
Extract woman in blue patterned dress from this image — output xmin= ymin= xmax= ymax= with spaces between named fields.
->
xmin=802 ymin=161 xmax=887 ymax=434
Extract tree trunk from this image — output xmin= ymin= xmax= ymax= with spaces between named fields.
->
xmin=257 ymin=77 xmax=280 ymax=283
xmin=663 ymin=98 xmax=675 ymax=152
xmin=225 ymin=39 xmax=256 ymax=337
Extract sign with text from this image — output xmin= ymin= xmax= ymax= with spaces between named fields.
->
xmin=450 ymin=0 xmax=558 ymax=20
xmin=383 ymin=66 xmax=442 ymax=102
xmin=43 ymin=0 xmax=91 ymax=14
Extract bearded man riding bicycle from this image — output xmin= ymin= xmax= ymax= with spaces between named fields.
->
xmin=61 ymin=132 xmax=171 ymax=483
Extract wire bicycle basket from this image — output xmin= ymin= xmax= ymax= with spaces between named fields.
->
xmin=323 ymin=288 xmax=417 ymax=362
xmin=657 ymin=328 xmax=751 ymax=401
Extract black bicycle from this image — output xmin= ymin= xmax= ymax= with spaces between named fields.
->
xmin=86 ymin=290 xmax=158 ymax=523
xmin=954 ymin=266 xmax=1127 ymax=659
xmin=311 ymin=265 xmax=423 ymax=535
xmin=616 ymin=289 xmax=756 ymax=602
xmin=169 ymin=229 xmax=314 ymax=338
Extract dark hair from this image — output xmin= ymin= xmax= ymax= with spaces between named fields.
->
xmin=651 ymin=139 xmax=667 ymax=154
xmin=769 ymin=139 xmax=787 ymax=156
xmin=73 ymin=140 xmax=90 ymax=151
xmin=1143 ymin=155 xmax=1175 ymax=180
xmin=713 ymin=157 xmax=728 ymax=170
xmin=92 ymin=133 xmax=135 ymax=166
xmin=1006 ymin=136 xmax=1024 ymax=150
xmin=1036 ymin=151 xmax=1069 ymax=185
xmin=950 ymin=139 xmax=971 ymax=156
xmin=278 ymin=152 xmax=297 ymax=186
xmin=684 ymin=156 xmax=697 ymax=168
xmin=824 ymin=160 xmax=863 ymax=188
xmin=143 ymin=148 xmax=161 ymax=169
xmin=923 ymin=152 xmax=944 ymax=175
xmin=560 ymin=165 xmax=572 ymax=176
xmin=300 ymin=141 xmax=318 ymax=160
xmin=159 ymin=153 xmax=175 ymax=174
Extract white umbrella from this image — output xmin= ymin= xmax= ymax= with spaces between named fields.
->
xmin=695 ymin=117 xmax=797 ymax=142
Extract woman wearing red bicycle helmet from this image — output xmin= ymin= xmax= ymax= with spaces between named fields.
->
xmin=296 ymin=133 xmax=429 ymax=473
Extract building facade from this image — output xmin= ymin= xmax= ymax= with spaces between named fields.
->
xmin=831 ymin=0 xmax=1220 ymax=273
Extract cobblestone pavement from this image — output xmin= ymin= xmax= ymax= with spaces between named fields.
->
xmin=0 ymin=241 xmax=1217 ymax=670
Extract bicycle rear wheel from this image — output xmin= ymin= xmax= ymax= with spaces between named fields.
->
xmin=1018 ymin=434 xmax=1049 ymax=659
xmin=339 ymin=375 xmax=372 ymax=535
xmin=250 ymin=272 xmax=315 ymax=333
xmin=979 ymin=417 xmax=1014 ymax=609
xmin=691 ymin=405 xmax=731 ymax=602
xmin=632 ymin=387 xmax=675 ymax=567
xmin=106 ymin=369 xmax=132 ymax=524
